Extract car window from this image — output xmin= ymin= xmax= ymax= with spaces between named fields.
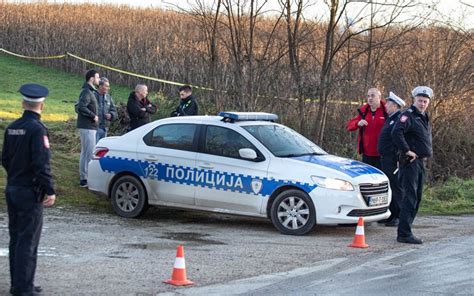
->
xmin=146 ymin=124 xmax=197 ymax=151
xmin=243 ymin=124 xmax=327 ymax=157
xmin=204 ymin=126 xmax=257 ymax=159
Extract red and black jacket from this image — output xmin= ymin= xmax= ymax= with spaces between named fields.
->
xmin=347 ymin=101 xmax=387 ymax=157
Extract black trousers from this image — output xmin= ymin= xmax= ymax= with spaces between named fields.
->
xmin=380 ymin=155 xmax=402 ymax=221
xmin=6 ymin=186 xmax=43 ymax=294
xmin=397 ymin=159 xmax=425 ymax=238
xmin=362 ymin=154 xmax=382 ymax=170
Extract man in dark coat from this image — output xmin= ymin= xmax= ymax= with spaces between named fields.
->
xmin=2 ymin=83 xmax=56 ymax=295
xmin=392 ymin=86 xmax=433 ymax=244
xmin=377 ymin=91 xmax=405 ymax=227
xmin=170 ymin=85 xmax=198 ymax=117
xmin=77 ymin=69 xmax=100 ymax=187
xmin=127 ymin=84 xmax=157 ymax=130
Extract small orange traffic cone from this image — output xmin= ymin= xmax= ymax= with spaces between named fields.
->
xmin=164 ymin=245 xmax=194 ymax=286
xmin=349 ymin=217 xmax=369 ymax=248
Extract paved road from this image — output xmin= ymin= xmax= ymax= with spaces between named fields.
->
xmin=169 ymin=235 xmax=474 ymax=295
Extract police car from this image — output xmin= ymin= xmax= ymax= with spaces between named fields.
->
xmin=88 ymin=112 xmax=391 ymax=235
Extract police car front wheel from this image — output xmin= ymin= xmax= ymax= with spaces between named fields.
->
xmin=111 ymin=175 xmax=148 ymax=218
xmin=270 ymin=189 xmax=316 ymax=235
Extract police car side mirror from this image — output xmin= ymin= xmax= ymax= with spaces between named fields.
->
xmin=239 ymin=148 xmax=258 ymax=160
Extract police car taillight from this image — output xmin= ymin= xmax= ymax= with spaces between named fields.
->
xmin=93 ymin=147 xmax=109 ymax=159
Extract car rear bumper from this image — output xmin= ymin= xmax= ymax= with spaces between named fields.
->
xmin=87 ymin=160 xmax=112 ymax=195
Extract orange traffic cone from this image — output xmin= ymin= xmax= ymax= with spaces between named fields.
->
xmin=349 ymin=217 xmax=369 ymax=248
xmin=164 ymin=245 xmax=195 ymax=286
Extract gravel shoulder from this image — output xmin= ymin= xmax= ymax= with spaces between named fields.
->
xmin=1 ymin=205 xmax=473 ymax=295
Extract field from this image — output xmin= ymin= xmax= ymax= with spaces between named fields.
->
xmin=0 ymin=54 xmax=473 ymax=215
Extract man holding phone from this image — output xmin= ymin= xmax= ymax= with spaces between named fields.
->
xmin=391 ymin=86 xmax=433 ymax=244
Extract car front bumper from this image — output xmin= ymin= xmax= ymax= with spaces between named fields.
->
xmin=309 ymin=186 xmax=391 ymax=224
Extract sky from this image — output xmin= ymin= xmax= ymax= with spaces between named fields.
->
xmin=4 ymin=0 xmax=473 ymax=30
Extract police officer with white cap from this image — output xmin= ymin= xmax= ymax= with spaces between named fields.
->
xmin=391 ymin=86 xmax=433 ymax=244
xmin=2 ymin=84 xmax=56 ymax=295
xmin=377 ymin=92 xmax=405 ymax=227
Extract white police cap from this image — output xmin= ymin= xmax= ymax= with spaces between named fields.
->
xmin=411 ymin=86 xmax=433 ymax=99
xmin=387 ymin=91 xmax=405 ymax=107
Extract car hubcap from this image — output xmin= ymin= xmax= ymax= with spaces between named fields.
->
xmin=277 ymin=196 xmax=310 ymax=230
xmin=116 ymin=182 xmax=139 ymax=212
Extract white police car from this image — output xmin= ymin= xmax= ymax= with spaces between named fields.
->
xmin=88 ymin=112 xmax=391 ymax=235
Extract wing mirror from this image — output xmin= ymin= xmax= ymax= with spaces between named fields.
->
xmin=239 ymin=148 xmax=258 ymax=160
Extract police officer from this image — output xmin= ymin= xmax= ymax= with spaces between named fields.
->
xmin=170 ymin=85 xmax=198 ymax=117
xmin=2 ymin=84 xmax=56 ymax=295
xmin=377 ymin=92 xmax=405 ymax=227
xmin=391 ymin=86 xmax=433 ymax=244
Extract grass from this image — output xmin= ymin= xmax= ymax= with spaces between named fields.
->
xmin=0 ymin=54 xmax=132 ymax=121
xmin=421 ymin=178 xmax=474 ymax=215
xmin=1 ymin=54 xmax=473 ymax=216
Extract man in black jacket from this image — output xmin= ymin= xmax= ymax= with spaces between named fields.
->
xmin=170 ymin=85 xmax=198 ymax=117
xmin=2 ymin=83 xmax=56 ymax=296
xmin=127 ymin=84 xmax=157 ymax=130
xmin=392 ymin=86 xmax=433 ymax=244
xmin=77 ymin=69 xmax=100 ymax=188
xmin=377 ymin=91 xmax=405 ymax=227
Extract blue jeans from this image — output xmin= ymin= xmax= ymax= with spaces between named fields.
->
xmin=96 ymin=127 xmax=107 ymax=143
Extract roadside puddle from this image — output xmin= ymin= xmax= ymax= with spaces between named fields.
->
xmin=120 ymin=232 xmax=226 ymax=251
xmin=159 ymin=232 xmax=226 ymax=246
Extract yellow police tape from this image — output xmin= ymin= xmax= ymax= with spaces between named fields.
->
xmin=1 ymin=48 xmax=360 ymax=105
xmin=65 ymin=52 xmax=215 ymax=91
xmin=0 ymin=48 xmax=66 ymax=60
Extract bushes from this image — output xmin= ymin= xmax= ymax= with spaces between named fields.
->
xmin=0 ymin=2 xmax=472 ymax=182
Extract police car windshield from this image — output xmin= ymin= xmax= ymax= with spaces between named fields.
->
xmin=243 ymin=125 xmax=327 ymax=157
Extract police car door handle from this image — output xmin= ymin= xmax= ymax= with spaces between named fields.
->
xmin=199 ymin=163 xmax=214 ymax=169
xmin=145 ymin=155 xmax=159 ymax=161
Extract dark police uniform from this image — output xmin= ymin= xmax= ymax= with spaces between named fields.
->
xmin=170 ymin=95 xmax=198 ymax=117
xmin=378 ymin=109 xmax=402 ymax=225
xmin=2 ymin=84 xmax=55 ymax=295
xmin=392 ymin=101 xmax=432 ymax=243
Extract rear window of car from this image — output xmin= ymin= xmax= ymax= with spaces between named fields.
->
xmin=144 ymin=124 xmax=197 ymax=152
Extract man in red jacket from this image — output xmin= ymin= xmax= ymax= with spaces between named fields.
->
xmin=347 ymin=88 xmax=387 ymax=169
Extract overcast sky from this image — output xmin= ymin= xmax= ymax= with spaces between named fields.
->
xmin=5 ymin=0 xmax=473 ymax=29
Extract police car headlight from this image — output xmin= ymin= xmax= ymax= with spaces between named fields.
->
xmin=311 ymin=176 xmax=354 ymax=191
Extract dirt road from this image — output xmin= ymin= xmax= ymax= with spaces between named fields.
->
xmin=1 ymin=206 xmax=473 ymax=295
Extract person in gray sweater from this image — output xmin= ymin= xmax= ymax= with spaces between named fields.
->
xmin=77 ymin=69 xmax=100 ymax=187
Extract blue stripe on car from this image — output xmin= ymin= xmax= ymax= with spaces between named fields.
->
xmin=290 ymin=155 xmax=384 ymax=177
xmin=99 ymin=156 xmax=317 ymax=197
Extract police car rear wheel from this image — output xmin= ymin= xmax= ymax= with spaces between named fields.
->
xmin=111 ymin=175 xmax=148 ymax=218
xmin=270 ymin=190 xmax=316 ymax=235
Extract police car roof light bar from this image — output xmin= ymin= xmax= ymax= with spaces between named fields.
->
xmin=219 ymin=112 xmax=278 ymax=122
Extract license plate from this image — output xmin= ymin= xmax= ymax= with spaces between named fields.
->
xmin=368 ymin=195 xmax=388 ymax=206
